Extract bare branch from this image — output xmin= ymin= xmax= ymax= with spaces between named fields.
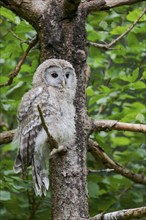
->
xmin=88 ymin=8 xmax=146 ymax=49
xmin=0 ymin=37 xmax=37 ymax=88
xmin=0 ymin=129 xmax=16 ymax=145
xmin=82 ymin=0 xmax=146 ymax=14
xmin=88 ymin=168 xmax=114 ymax=174
xmin=37 ymin=105 xmax=67 ymax=157
xmin=1 ymin=118 xmax=145 ymax=145
xmin=37 ymin=105 xmax=58 ymax=149
xmin=88 ymin=139 xmax=146 ymax=185
xmin=90 ymin=206 xmax=146 ymax=220
xmin=92 ymin=120 xmax=146 ymax=134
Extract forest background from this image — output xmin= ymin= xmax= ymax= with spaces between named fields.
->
xmin=0 ymin=1 xmax=146 ymax=219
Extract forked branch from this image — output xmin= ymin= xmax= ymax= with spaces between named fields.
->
xmin=88 ymin=139 xmax=146 ymax=185
xmin=90 ymin=206 xmax=146 ymax=220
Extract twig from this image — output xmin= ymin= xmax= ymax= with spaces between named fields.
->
xmin=88 ymin=8 xmax=146 ymax=50
xmin=92 ymin=120 xmax=146 ymax=134
xmin=90 ymin=206 xmax=146 ymax=220
xmin=0 ymin=36 xmax=38 ymax=88
xmin=37 ymin=105 xmax=58 ymax=149
xmin=9 ymin=30 xmax=28 ymax=44
xmin=88 ymin=139 xmax=146 ymax=185
xmin=37 ymin=105 xmax=67 ymax=157
xmin=88 ymin=168 xmax=114 ymax=174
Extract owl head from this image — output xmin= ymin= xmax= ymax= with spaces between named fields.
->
xmin=32 ymin=59 xmax=77 ymax=91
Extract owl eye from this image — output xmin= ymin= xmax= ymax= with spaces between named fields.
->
xmin=51 ymin=72 xmax=58 ymax=78
xmin=66 ymin=73 xmax=69 ymax=78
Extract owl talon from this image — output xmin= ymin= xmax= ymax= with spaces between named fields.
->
xmin=49 ymin=145 xmax=67 ymax=159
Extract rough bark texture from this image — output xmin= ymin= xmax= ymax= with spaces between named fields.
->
xmin=0 ymin=1 xmax=89 ymax=218
xmin=91 ymin=206 xmax=146 ymax=220
xmin=81 ymin=0 xmax=145 ymax=13
xmin=0 ymin=129 xmax=16 ymax=145
xmin=36 ymin=3 xmax=89 ymax=219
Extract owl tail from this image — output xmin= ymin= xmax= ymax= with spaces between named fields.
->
xmin=32 ymin=154 xmax=49 ymax=196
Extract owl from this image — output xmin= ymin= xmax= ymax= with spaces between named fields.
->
xmin=13 ymin=59 xmax=77 ymax=196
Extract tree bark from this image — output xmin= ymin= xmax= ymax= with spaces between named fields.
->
xmin=0 ymin=1 xmax=89 ymax=219
xmin=90 ymin=206 xmax=146 ymax=220
xmin=92 ymin=120 xmax=146 ymax=134
xmin=36 ymin=3 xmax=89 ymax=219
xmin=81 ymin=0 xmax=145 ymax=13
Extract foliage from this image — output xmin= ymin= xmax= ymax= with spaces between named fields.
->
xmin=0 ymin=3 xmax=146 ymax=219
xmin=86 ymin=3 xmax=146 ymax=218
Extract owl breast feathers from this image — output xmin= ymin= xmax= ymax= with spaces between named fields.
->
xmin=13 ymin=59 xmax=77 ymax=196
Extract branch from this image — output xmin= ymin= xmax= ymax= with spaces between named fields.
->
xmin=0 ymin=0 xmax=44 ymax=27
xmin=92 ymin=120 xmax=146 ymax=134
xmin=88 ymin=8 xmax=146 ymax=49
xmin=37 ymin=105 xmax=67 ymax=157
xmin=37 ymin=105 xmax=58 ymax=148
xmin=90 ymin=206 xmax=146 ymax=220
xmin=9 ymin=30 xmax=28 ymax=44
xmin=0 ymin=37 xmax=37 ymax=88
xmin=63 ymin=0 xmax=81 ymax=18
xmin=82 ymin=0 xmax=146 ymax=14
xmin=0 ymin=129 xmax=16 ymax=145
xmin=88 ymin=168 xmax=114 ymax=174
xmin=88 ymin=139 xmax=146 ymax=185
xmin=1 ymin=118 xmax=145 ymax=144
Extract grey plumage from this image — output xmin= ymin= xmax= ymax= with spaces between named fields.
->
xmin=13 ymin=59 xmax=77 ymax=196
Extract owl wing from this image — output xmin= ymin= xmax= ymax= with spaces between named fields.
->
xmin=13 ymin=87 xmax=50 ymax=196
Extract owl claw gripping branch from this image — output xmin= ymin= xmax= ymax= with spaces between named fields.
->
xmin=13 ymin=59 xmax=77 ymax=196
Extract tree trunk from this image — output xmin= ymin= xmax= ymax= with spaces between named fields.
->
xmin=37 ymin=3 xmax=89 ymax=219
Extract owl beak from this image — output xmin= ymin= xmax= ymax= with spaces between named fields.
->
xmin=61 ymin=77 xmax=66 ymax=87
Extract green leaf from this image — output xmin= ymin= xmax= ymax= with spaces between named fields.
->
xmin=86 ymin=86 xmax=94 ymax=96
xmin=88 ymin=182 xmax=100 ymax=198
xmin=0 ymin=7 xmax=17 ymax=23
xmin=120 ymin=68 xmax=139 ymax=83
xmin=6 ymin=81 xmax=26 ymax=99
xmin=112 ymin=137 xmax=130 ymax=146
xmin=136 ymin=113 xmax=145 ymax=123
xmin=0 ymin=191 xmax=11 ymax=201
xmin=111 ymin=26 xmax=127 ymax=35
xmin=130 ymin=81 xmax=145 ymax=90
xmin=126 ymin=9 xmax=145 ymax=22
xmin=127 ymin=33 xmax=139 ymax=48
xmin=143 ymin=70 xmax=146 ymax=79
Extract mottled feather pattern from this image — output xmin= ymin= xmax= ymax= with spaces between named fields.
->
xmin=14 ymin=59 xmax=77 ymax=196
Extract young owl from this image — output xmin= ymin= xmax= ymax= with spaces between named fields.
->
xmin=13 ymin=59 xmax=77 ymax=196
